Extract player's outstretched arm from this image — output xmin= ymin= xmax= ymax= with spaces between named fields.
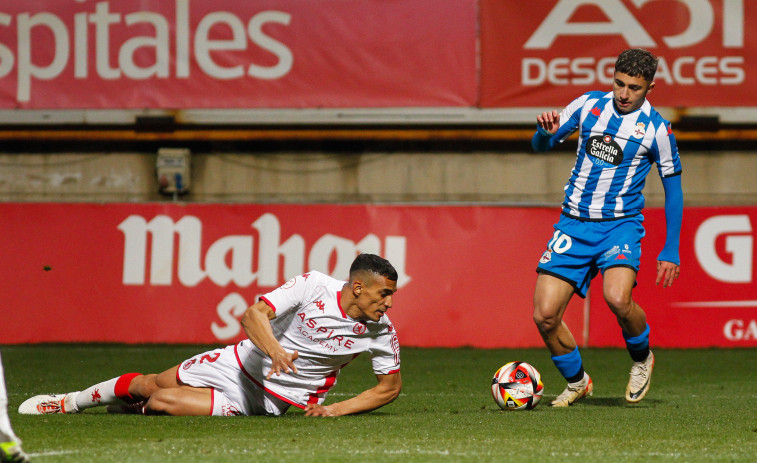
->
xmin=304 ymin=372 xmax=401 ymax=417
xmin=656 ymin=174 xmax=683 ymax=288
xmin=240 ymin=300 xmax=299 ymax=378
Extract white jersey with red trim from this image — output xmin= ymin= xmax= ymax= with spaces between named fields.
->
xmin=235 ymin=271 xmax=401 ymax=408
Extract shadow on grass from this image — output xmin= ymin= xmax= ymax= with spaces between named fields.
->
xmin=584 ymin=397 xmax=663 ymax=407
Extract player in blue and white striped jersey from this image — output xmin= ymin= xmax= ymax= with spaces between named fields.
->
xmin=530 ymin=49 xmax=683 ymax=407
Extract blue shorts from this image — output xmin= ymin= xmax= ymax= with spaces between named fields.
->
xmin=536 ymin=214 xmax=645 ymax=298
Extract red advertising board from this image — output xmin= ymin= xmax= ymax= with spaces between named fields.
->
xmin=0 ymin=0 xmax=477 ymax=109
xmin=480 ymin=0 xmax=756 ymax=108
xmin=589 ymin=206 xmax=757 ymax=347
xmin=1 ymin=0 xmax=754 ymax=111
xmin=1 ymin=203 xmax=755 ymax=348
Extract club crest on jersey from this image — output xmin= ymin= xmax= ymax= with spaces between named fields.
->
xmin=632 ymin=122 xmax=646 ymax=138
xmin=353 ymin=323 xmax=367 ymax=335
xmin=587 ymin=135 xmax=623 ymax=167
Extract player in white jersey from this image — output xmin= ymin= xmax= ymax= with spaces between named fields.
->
xmin=530 ymin=49 xmax=683 ymax=407
xmin=18 ymin=254 xmax=401 ymax=417
xmin=0 ymin=352 xmax=30 ymax=462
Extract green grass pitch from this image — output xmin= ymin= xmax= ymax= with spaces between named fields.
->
xmin=2 ymin=345 xmax=755 ymax=462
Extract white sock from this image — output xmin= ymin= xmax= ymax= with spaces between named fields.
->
xmin=73 ymin=373 xmax=142 ymax=411
xmin=568 ymin=372 xmax=589 ymax=387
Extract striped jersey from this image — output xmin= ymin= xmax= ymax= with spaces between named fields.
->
xmin=550 ymin=91 xmax=682 ymax=220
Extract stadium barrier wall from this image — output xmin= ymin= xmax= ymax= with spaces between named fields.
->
xmin=0 ymin=0 xmax=754 ymax=118
xmin=2 ymin=203 xmax=755 ymax=348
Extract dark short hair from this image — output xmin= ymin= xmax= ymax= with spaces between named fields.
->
xmin=349 ymin=253 xmax=398 ymax=282
xmin=615 ymin=48 xmax=658 ymax=82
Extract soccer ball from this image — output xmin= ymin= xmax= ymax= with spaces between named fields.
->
xmin=491 ymin=361 xmax=544 ymax=410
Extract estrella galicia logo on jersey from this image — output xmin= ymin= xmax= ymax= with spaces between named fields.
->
xmin=587 ymin=135 xmax=623 ymax=167
xmin=591 ymin=106 xmax=601 ymax=117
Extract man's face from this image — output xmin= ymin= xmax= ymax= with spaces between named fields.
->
xmin=612 ymin=71 xmax=654 ymax=114
xmin=353 ymin=274 xmax=397 ymax=322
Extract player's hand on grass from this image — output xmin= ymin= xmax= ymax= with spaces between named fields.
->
xmin=266 ymin=349 xmax=299 ymax=379
xmin=536 ymin=110 xmax=560 ymax=134
xmin=304 ymin=403 xmax=336 ymax=417
xmin=656 ymin=260 xmax=680 ymax=288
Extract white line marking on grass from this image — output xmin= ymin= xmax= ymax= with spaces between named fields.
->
xmin=30 ymin=450 xmax=78 ymax=457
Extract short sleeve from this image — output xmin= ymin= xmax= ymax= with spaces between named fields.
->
xmin=369 ymin=322 xmax=401 ymax=375
xmin=260 ymin=273 xmax=315 ymax=316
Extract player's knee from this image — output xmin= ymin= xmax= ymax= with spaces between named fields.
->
xmin=604 ymin=290 xmax=633 ymax=316
xmin=143 ymin=389 xmax=175 ymax=415
xmin=129 ymin=374 xmax=158 ymax=399
xmin=533 ymin=310 xmax=560 ymax=334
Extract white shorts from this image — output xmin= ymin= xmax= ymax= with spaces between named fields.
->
xmin=176 ymin=344 xmax=291 ymax=416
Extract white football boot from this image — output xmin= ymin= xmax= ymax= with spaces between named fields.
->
xmin=550 ymin=372 xmax=593 ymax=407
xmin=0 ymin=441 xmax=30 ymax=463
xmin=17 ymin=393 xmax=80 ymax=415
xmin=626 ymin=351 xmax=654 ymax=403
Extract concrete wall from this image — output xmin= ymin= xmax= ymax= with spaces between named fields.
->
xmin=1 ymin=149 xmax=756 ymax=206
